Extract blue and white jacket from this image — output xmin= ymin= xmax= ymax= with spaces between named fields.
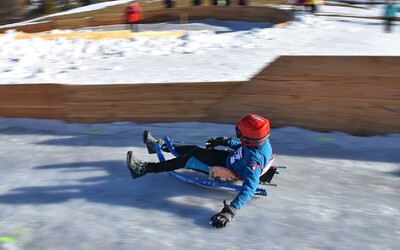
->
xmin=225 ymin=138 xmax=273 ymax=210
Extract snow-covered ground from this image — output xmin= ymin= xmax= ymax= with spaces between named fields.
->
xmin=0 ymin=2 xmax=399 ymax=249
xmin=0 ymin=3 xmax=399 ymax=84
xmin=0 ymin=118 xmax=399 ymax=250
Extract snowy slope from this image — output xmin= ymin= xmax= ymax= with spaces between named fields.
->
xmin=0 ymin=5 xmax=399 ymax=84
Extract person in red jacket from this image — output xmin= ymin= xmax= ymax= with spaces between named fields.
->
xmin=125 ymin=1 xmax=143 ymax=32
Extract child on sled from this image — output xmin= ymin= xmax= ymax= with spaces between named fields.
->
xmin=126 ymin=114 xmax=274 ymax=228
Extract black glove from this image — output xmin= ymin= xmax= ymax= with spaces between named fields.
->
xmin=206 ymin=137 xmax=230 ymax=149
xmin=210 ymin=200 xmax=236 ymax=228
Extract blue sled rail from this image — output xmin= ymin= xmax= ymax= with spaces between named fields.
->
xmin=155 ymin=137 xmax=268 ymax=196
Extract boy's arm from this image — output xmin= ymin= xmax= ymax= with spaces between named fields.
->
xmin=210 ymin=166 xmax=261 ymax=228
xmin=226 ymin=138 xmax=242 ymax=150
xmin=206 ymin=136 xmax=231 ymax=148
xmin=230 ymin=166 xmax=261 ymax=209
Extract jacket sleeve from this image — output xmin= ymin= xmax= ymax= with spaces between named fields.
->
xmin=227 ymin=138 xmax=242 ymax=150
xmin=230 ymin=164 xmax=261 ymax=210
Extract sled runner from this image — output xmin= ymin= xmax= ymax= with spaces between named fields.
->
xmin=155 ymin=136 xmax=285 ymax=197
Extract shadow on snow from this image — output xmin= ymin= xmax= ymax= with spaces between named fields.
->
xmin=1 ymin=118 xmax=399 ymax=164
xmin=0 ymin=160 xmax=232 ymax=228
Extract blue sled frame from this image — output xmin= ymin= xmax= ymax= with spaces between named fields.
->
xmin=155 ymin=136 xmax=275 ymax=197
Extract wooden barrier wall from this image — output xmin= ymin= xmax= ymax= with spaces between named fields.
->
xmin=0 ymin=56 xmax=399 ymax=135
xmin=63 ymin=82 xmax=241 ymax=123
xmin=0 ymin=6 xmax=292 ymax=33
xmin=0 ymin=84 xmax=66 ymax=120
xmin=210 ymin=56 xmax=400 ymax=135
xmin=0 ymin=21 xmax=54 ymax=33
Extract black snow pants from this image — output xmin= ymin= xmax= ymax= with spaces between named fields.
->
xmin=146 ymin=145 xmax=231 ymax=173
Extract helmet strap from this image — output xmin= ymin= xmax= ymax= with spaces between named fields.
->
xmin=241 ymin=133 xmax=269 ymax=145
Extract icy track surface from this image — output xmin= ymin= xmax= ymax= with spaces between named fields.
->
xmin=0 ymin=118 xmax=399 ymax=250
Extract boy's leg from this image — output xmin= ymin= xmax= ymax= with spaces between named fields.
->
xmin=127 ymin=150 xmax=191 ymax=179
xmin=127 ymin=151 xmax=147 ymax=179
xmin=142 ymin=130 xmax=230 ymax=166
xmin=172 ymin=145 xmax=199 ymax=155
xmin=143 ymin=130 xmax=165 ymax=154
xmin=143 ymin=130 xmax=203 ymax=155
xmin=147 ymin=148 xmax=231 ymax=172
xmin=182 ymin=147 xmax=230 ymax=167
xmin=127 ymin=146 xmax=230 ymax=179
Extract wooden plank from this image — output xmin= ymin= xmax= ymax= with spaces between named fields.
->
xmin=240 ymin=7 xmax=292 ymax=23
xmin=64 ymin=82 xmax=239 ymax=92
xmin=0 ymin=83 xmax=62 ymax=92
xmin=212 ymin=94 xmax=400 ymax=118
xmin=0 ymin=22 xmax=53 ymax=33
xmin=0 ymin=92 xmax=64 ymax=106
xmin=64 ymin=82 xmax=240 ymax=102
xmin=267 ymin=112 xmax=400 ymax=135
xmin=179 ymin=6 xmax=292 ymax=23
xmin=0 ymin=107 xmax=66 ymax=119
xmin=64 ymin=90 xmax=229 ymax=102
xmin=0 ymin=84 xmax=64 ymax=106
xmin=0 ymin=83 xmax=66 ymax=119
xmin=210 ymin=107 xmax=400 ymax=135
xmin=0 ymin=84 xmax=64 ymax=107
xmin=91 ymin=14 xmax=124 ymax=26
xmin=256 ymin=56 xmax=400 ymax=78
xmin=252 ymin=75 xmax=399 ymax=84
xmin=62 ymin=81 xmax=234 ymax=121
xmin=210 ymin=92 xmax=400 ymax=135
xmin=65 ymin=99 xmax=216 ymax=117
xmin=246 ymin=78 xmax=400 ymax=100
xmin=54 ymin=17 xmax=92 ymax=30
xmin=66 ymin=116 xmax=207 ymax=124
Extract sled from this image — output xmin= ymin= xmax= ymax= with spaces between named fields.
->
xmin=155 ymin=136 xmax=285 ymax=197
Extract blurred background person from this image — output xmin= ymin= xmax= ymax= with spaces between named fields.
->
xmin=383 ymin=0 xmax=400 ymax=33
xmin=165 ymin=0 xmax=175 ymax=8
xmin=238 ymin=0 xmax=249 ymax=6
xmin=125 ymin=1 xmax=143 ymax=32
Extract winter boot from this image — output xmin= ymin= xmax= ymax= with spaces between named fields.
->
xmin=126 ymin=151 xmax=147 ymax=179
xmin=143 ymin=130 xmax=165 ymax=154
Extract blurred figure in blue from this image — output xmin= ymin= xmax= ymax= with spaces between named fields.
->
xmin=304 ymin=0 xmax=318 ymax=14
xmin=383 ymin=0 xmax=400 ymax=33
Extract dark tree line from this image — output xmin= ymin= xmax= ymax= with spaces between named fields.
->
xmin=0 ymin=0 xmax=107 ymax=25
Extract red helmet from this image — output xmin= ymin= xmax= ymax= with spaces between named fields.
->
xmin=235 ymin=114 xmax=270 ymax=146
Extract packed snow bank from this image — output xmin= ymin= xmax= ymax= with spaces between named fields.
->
xmin=1 ymin=12 xmax=399 ymax=84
